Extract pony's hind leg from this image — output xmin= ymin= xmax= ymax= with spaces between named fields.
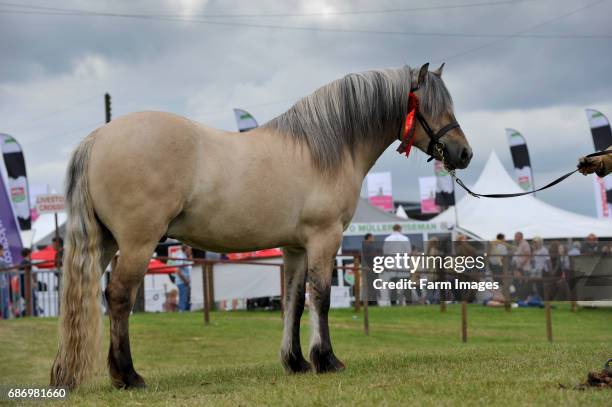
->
xmin=280 ymin=247 xmax=311 ymax=373
xmin=105 ymin=242 xmax=156 ymax=389
xmin=306 ymin=231 xmax=345 ymax=373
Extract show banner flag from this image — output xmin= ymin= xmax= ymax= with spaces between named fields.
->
xmin=233 ymin=108 xmax=258 ymax=132
xmin=434 ymin=160 xmax=455 ymax=208
xmin=419 ymin=176 xmax=440 ymax=214
xmin=366 ymin=172 xmax=393 ymax=212
xmin=585 ymin=109 xmax=612 ymax=218
xmin=0 ymin=134 xmax=31 ymax=230
xmin=505 ymin=129 xmax=535 ymax=192
xmin=0 ymin=170 xmax=24 ymax=265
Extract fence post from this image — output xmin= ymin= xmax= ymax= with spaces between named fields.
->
xmin=203 ymin=262 xmax=210 ymax=325
xmin=361 ymin=261 xmax=369 ymax=336
xmin=502 ymin=255 xmax=511 ymax=312
xmin=544 ymin=279 xmax=553 ymax=342
xmin=545 ymin=301 xmax=553 ymax=342
xmin=353 ymin=255 xmax=361 ymax=313
xmin=24 ymin=263 xmax=32 ymax=317
xmin=461 ymin=301 xmax=468 ymax=343
xmin=279 ymin=264 xmax=285 ymax=319
xmin=568 ymin=262 xmax=577 ymax=312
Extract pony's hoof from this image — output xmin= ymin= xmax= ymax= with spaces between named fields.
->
xmin=281 ymin=351 xmax=312 ymax=373
xmin=310 ymin=346 xmax=345 ymax=373
xmin=125 ymin=381 xmax=147 ymax=390
xmin=111 ymin=372 xmax=146 ymax=390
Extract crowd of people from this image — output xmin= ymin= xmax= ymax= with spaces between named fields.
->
xmin=367 ymin=224 xmax=609 ymax=307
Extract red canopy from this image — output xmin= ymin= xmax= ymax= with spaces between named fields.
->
xmin=31 ymin=245 xmax=56 ymax=269
xmin=147 ymin=258 xmax=179 ymax=275
xmin=226 ymin=248 xmax=283 ymax=260
xmin=31 ymin=246 xmax=179 ymax=274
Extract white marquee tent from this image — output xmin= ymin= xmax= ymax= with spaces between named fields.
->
xmin=434 ymin=152 xmax=612 ymax=240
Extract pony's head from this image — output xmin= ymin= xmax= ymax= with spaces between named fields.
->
xmin=411 ymin=63 xmax=472 ymax=170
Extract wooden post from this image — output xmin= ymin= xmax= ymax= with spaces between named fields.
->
xmin=461 ymin=301 xmax=468 ymax=343
xmin=203 ymin=263 xmax=210 ymax=325
xmin=543 ymin=277 xmax=553 ymax=342
xmin=360 ymin=259 xmax=370 ymax=336
xmin=24 ymin=263 xmax=32 ymax=317
xmin=502 ymin=255 xmax=511 ymax=312
xmin=568 ymin=266 xmax=577 ymax=312
xmin=545 ymin=301 xmax=553 ymax=342
xmin=279 ymin=264 xmax=285 ymax=319
xmin=353 ymin=256 xmax=361 ymax=313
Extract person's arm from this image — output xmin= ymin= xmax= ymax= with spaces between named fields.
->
xmin=578 ymin=146 xmax=612 ymax=177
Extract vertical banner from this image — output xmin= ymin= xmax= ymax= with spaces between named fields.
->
xmin=233 ymin=109 xmax=258 ymax=132
xmin=0 ymin=171 xmax=24 ymax=265
xmin=585 ymin=109 xmax=612 ymax=218
xmin=434 ymin=160 xmax=455 ymax=208
xmin=419 ymin=176 xmax=440 ymax=214
xmin=366 ymin=172 xmax=393 ymax=212
xmin=505 ymin=128 xmax=535 ymax=192
xmin=0 ymin=134 xmax=31 ymax=230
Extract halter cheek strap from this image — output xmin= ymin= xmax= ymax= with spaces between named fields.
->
xmin=417 ymin=112 xmax=460 ymax=162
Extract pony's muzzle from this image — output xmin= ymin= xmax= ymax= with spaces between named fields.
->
xmin=446 ymin=142 xmax=473 ymax=169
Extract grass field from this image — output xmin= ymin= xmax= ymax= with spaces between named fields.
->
xmin=0 ymin=304 xmax=611 ymax=406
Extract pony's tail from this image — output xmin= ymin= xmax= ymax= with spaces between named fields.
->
xmin=50 ymin=133 xmax=103 ymax=389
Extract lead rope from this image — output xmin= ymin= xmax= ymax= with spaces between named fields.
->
xmin=446 ymin=149 xmax=612 ymax=199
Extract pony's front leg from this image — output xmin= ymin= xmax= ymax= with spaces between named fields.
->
xmin=280 ymin=247 xmax=311 ymax=373
xmin=306 ymin=232 xmax=345 ymax=373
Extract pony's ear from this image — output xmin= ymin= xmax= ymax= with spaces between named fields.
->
xmin=433 ymin=62 xmax=445 ymax=77
xmin=417 ymin=63 xmax=429 ymax=87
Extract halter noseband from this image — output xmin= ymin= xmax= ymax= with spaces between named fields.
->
xmin=396 ymin=87 xmax=460 ymax=162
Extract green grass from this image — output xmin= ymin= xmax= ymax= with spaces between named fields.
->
xmin=0 ymin=304 xmax=611 ymax=406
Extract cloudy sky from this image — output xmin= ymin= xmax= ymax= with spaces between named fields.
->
xmin=1 ymin=0 xmax=611 ymax=218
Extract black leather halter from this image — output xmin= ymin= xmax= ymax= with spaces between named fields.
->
xmin=415 ymin=111 xmax=460 ymax=162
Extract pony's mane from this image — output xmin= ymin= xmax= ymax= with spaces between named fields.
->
xmin=264 ymin=65 xmax=454 ymax=171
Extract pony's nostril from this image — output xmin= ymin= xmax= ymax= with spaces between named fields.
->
xmin=460 ymin=148 xmax=470 ymax=161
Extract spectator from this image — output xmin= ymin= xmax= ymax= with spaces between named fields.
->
xmin=0 ymin=244 xmax=10 ymax=319
xmin=531 ymin=237 xmax=550 ymax=298
xmin=511 ymin=232 xmax=531 ymax=299
xmin=361 ymin=233 xmax=376 ymax=305
xmin=379 ymin=225 xmax=411 ymax=306
xmin=383 ymin=224 xmax=412 ymax=253
xmin=489 ymin=233 xmax=508 ymax=275
xmin=19 ymin=248 xmax=37 ymax=316
xmin=52 ymin=237 xmax=64 ymax=269
xmin=583 ymin=233 xmax=600 ymax=255
xmin=453 ymin=235 xmax=478 ymax=302
xmin=548 ymin=241 xmax=569 ymax=301
xmin=175 ymin=245 xmax=192 ymax=311
xmin=567 ymin=241 xmax=581 ymax=256
xmin=410 ymin=238 xmax=437 ymax=305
